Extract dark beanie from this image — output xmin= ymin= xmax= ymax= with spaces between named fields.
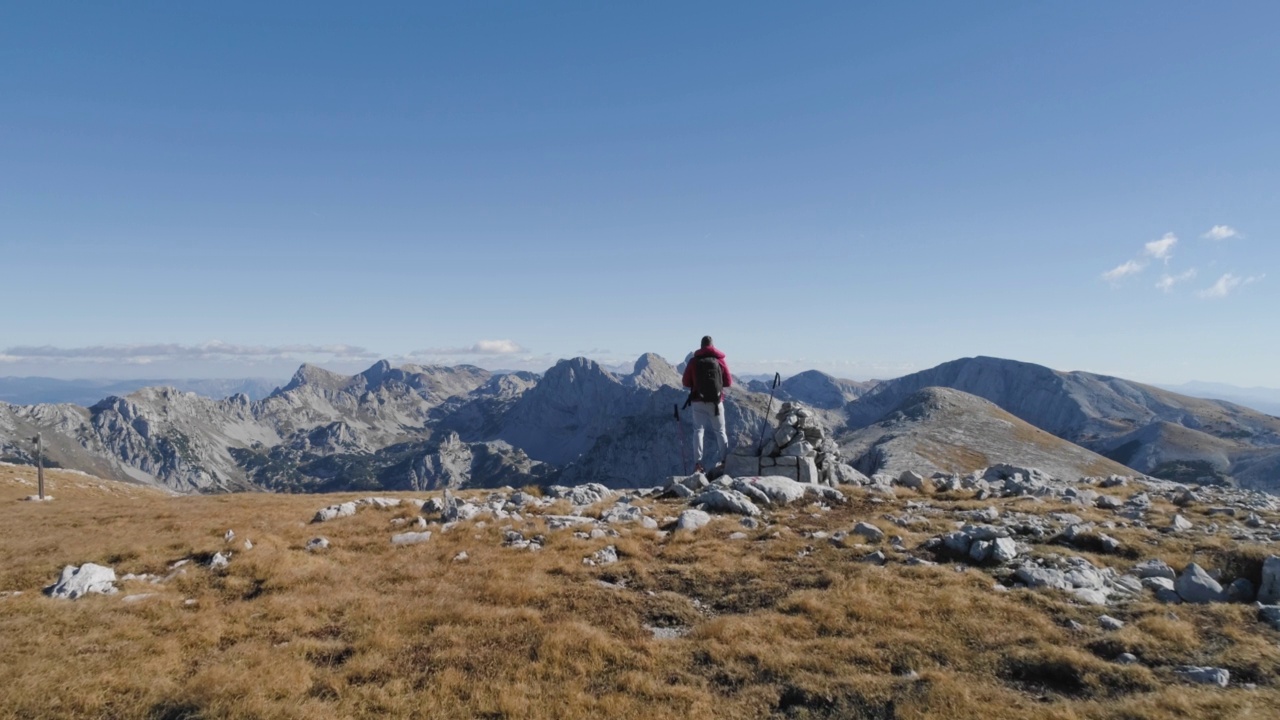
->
xmin=701 ymin=336 xmax=713 ymax=349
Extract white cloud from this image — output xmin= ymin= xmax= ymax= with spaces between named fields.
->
xmin=1144 ymin=232 xmax=1178 ymax=261
xmin=1199 ymin=273 xmax=1239 ymax=298
xmin=1102 ymin=260 xmax=1146 ymax=283
xmin=411 ymin=340 xmax=527 ymax=356
xmin=1197 ymin=273 xmax=1263 ymax=299
xmin=1202 ymin=225 xmax=1239 ymax=241
xmin=1155 ymin=268 xmax=1197 ymax=293
xmin=0 ymin=342 xmax=378 ymax=364
xmin=470 ymin=339 xmax=524 ymax=355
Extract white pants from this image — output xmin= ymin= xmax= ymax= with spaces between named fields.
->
xmin=690 ymin=401 xmax=728 ymax=468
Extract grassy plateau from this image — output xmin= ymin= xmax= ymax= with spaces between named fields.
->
xmin=2 ymin=464 xmax=1279 ymax=719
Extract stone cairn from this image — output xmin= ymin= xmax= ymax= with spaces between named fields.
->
xmin=756 ymin=403 xmax=844 ymax=485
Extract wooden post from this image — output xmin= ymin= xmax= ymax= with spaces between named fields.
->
xmin=35 ymin=433 xmax=44 ymax=500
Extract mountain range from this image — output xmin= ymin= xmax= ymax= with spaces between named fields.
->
xmin=0 ymin=376 xmax=283 ymax=406
xmin=2 ymin=355 xmax=1278 ymax=494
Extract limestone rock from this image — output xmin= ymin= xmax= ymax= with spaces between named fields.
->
xmin=691 ymin=488 xmax=761 ymax=516
xmin=1175 ymin=563 xmax=1226 ymax=604
xmin=46 ymin=563 xmax=117 ymax=599
xmin=1258 ymin=605 xmax=1280 ymax=631
xmin=676 ymin=509 xmax=712 ymax=532
xmin=990 ymin=537 xmax=1018 ymax=564
xmin=1099 ymin=615 xmax=1125 ymax=631
xmin=1134 ymin=559 xmax=1176 ymax=580
xmin=1015 ymin=566 xmax=1074 ymax=592
xmin=737 ymin=476 xmax=803 ymax=504
xmin=549 ymin=483 xmax=615 ymax=507
xmin=601 ymin=503 xmax=657 ymax=528
xmin=586 ymin=545 xmax=618 ymax=566
xmin=897 ymin=471 xmax=930 ymax=492
xmin=391 ymin=531 xmax=432 ymax=546
xmin=969 ymin=539 xmax=994 ymax=563
xmin=1174 ymin=666 xmax=1229 ymax=687
xmin=832 ymin=464 xmax=871 ymax=485
xmin=313 ymin=502 xmax=357 ymax=523
xmin=1226 ymin=578 xmax=1255 ymax=603
xmin=1258 ymin=555 xmax=1280 ymax=604
xmin=852 ymin=522 xmax=885 ymax=543
xmin=305 ymin=537 xmax=330 ymax=551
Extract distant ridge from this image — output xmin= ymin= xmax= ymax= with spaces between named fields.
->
xmin=4 ymin=354 xmax=1280 ymax=494
xmin=840 ymin=386 xmax=1132 ymax=480
xmin=0 ymin=377 xmax=283 ymax=406
xmin=845 ymin=356 xmax=1280 ymax=490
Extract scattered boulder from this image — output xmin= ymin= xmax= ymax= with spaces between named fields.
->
xmin=1134 ymin=559 xmax=1176 ymax=581
xmin=600 ymin=503 xmax=658 ymax=529
xmin=1226 ymin=578 xmax=1256 ymax=604
xmin=549 ymin=483 xmax=615 ymax=507
xmin=46 ymin=564 xmax=117 ymax=599
xmin=305 ymin=537 xmax=330 ymax=552
xmin=585 ymin=545 xmax=618 ymax=566
xmin=1258 ymin=605 xmax=1280 ymax=631
xmin=990 ymin=537 xmax=1018 ymax=564
xmin=852 ymin=522 xmax=885 ymax=543
xmin=208 ymin=552 xmax=230 ymax=571
xmin=897 ymin=471 xmax=930 ymax=492
xmin=735 ymin=476 xmax=820 ymax=506
xmin=1099 ymin=615 xmax=1125 ymax=631
xmin=1175 ymin=563 xmax=1226 ymax=604
xmin=691 ymin=488 xmax=761 ymax=516
xmin=1258 ymin=555 xmax=1280 ymax=604
xmin=676 ymin=509 xmax=712 ymax=532
xmin=1173 ymin=666 xmax=1230 ymax=687
xmin=1173 ymin=488 xmax=1202 ymax=507
xmin=1015 ymin=566 xmax=1074 ymax=593
xmin=1095 ymin=495 xmax=1123 ymax=510
xmin=391 ymin=531 xmax=432 ymax=546
xmin=1144 ymin=576 xmax=1183 ymax=604
xmin=543 ymin=515 xmax=597 ymax=531
xmin=313 ymin=502 xmax=357 ymax=523
xmin=1170 ymin=514 xmax=1193 ymax=532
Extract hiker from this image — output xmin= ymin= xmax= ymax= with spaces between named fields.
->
xmin=681 ymin=335 xmax=732 ymax=473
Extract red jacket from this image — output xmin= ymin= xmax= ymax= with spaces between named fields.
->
xmin=682 ymin=346 xmax=732 ymax=401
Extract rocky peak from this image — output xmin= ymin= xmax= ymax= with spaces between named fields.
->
xmin=279 ymin=363 xmax=350 ymax=394
xmin=626 ymin=353 xmax=681 ymax=390
xmin=541 ymin=357 xmax=618 ymax=389
xmin=359 ymin=360 xmax=394 ymax=387
xmin=781 ymin=370 xmax=874 ymax=409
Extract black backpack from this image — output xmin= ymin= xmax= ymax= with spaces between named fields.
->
xmin=693 ymin=355 xmax=724 ymax=405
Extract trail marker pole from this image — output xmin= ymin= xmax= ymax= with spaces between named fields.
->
xmin=673 ymin=404 xmax=689 ymax=475
xmin=35 ymin=433 xmax=45 ymax=500
xmin=755 ymin=373 xmax=782 ymax=455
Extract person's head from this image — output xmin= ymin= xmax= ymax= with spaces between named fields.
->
xmin=701 ymin=335 xmax=713 ymax=349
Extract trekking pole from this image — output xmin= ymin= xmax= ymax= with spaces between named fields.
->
xmin=673 ymin=404 xmax=689 ymax=475
xmin=755 ymin=373 xmax=782 ymax=455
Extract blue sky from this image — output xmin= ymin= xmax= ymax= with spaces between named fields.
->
xmin=2 ymin=3 xmax=1277 ymax=385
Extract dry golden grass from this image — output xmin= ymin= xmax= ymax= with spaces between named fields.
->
xmin=2 ymin=465 xmax=1280 ymax=719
